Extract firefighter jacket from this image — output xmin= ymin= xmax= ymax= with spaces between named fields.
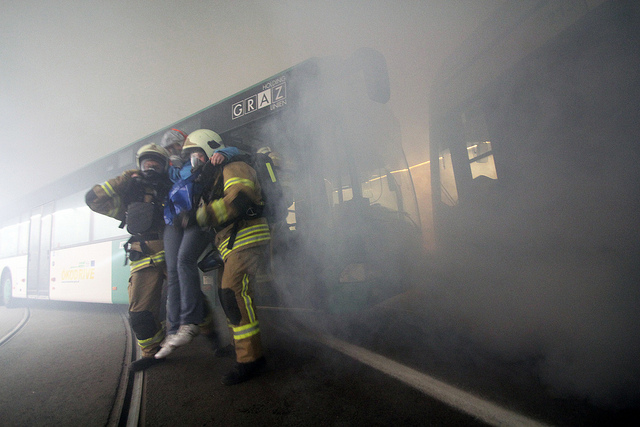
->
xmin=85 ymin=170 xmax=171 ymax=273
xmin=196 ymin=161 xmax=271 ymax=260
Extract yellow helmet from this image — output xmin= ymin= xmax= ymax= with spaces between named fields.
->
xmin=182 ymin=129 xmax=224 ymax=158
xmin=136 ymin=143 xmax=170 ymax=172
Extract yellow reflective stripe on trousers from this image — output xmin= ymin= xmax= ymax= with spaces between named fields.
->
xmin=224 ymin=177 xmax=255 ymax=192
xmin=129 ymin=250 xmax=166 ymax=270
xmin=138 ymin=327 xmax=164 ymax=348
xmin=232 ymin=320 xmax=260 ymax=340
xmin=241 ymin=273 xmax=257 ymax=323
xmin=218 ymin=224 xmax=270 ymax=259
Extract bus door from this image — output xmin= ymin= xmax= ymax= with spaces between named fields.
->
xmin=26 ymin=202 xmax=53 ymax=298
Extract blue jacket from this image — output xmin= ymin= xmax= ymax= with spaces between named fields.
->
xmin=165 ymin=147 xmax=242 ymax=225
xmin=168 ymin=147 xmax=241 ymax=183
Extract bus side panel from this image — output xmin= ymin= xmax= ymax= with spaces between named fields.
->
xmin=1 ymin=255 xmax=28 ymax=299
xmin=49 ymin=242 xmax=114 ymax=303
xmin=110 ymin=239 xmax=130 ymax=305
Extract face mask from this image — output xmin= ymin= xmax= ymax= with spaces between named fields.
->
xmin=140 ymin=158 xmax=163 ymax=173
xmin=191 ymin=153 xmax=203 ymax=168
xmin=141 ymin=169 xmax=161 ymax=181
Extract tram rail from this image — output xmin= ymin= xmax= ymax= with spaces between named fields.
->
xmin=108 ymin=309 xmax=144 ymax=427
xmin=0 ymin=306 xmax=30 ymax=347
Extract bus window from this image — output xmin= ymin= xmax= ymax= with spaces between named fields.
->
xmin=363 ymin=168 xmax=410 ymax=213
xmin=18 ymin=216 xmax=29 ymax=255
xmin=438 ymin=148 xmax=458 ymax=206
xmin=92 ymin=212 xmax=128 ymax=241
xmin=0 ymin=222 xmax=19 ymax=258
xmin=462 ymin=104 xmax=497 ymax=181
xmin=52 ymin=191 xmax=90 ymax=248
xmin=467 ymin=140 xmax=497 ymax=180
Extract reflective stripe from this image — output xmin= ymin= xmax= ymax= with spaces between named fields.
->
xmin=129 ymin=250 xmax=166 ymax=270
xmin=224 ymin=177 xmax=255 ymax=192
xmin=100 ymin=182 xmax=121 ymax=217
xmin=241 ymin=274 xmax=256 ymax=323
xmin=107 ymin=203 xmax=120 ymax=218
xmin=265 ymin=162 xmax=277 ymax=182
xmin=210 ymin=199 xmax=228 ymax=223
xmin=138 ymin=327 xmax=164 ymax=348
xmin=101 ymin=181 xmax=116 ymax=197
xmin=218 ymin=224 xmax=270 ymax=259
xmin=196 ymin=204 xmax=209 ymax=227
xmin=232 ymin=320 xmax=260 ymax=340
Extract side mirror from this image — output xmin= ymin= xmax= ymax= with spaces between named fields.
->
xmin=347 ymin=48 xmax=391 ymax=104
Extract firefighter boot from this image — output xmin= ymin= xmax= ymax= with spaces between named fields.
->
xmin=214 ymin=344 xmax=236 ymax=358
xmin=221 ymin=356 xmax=266 ymax=386
xmin=130 ymin=356 xmax=165 ymax=372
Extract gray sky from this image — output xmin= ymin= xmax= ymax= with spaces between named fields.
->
xmin=0 ymin=0 xmax=500 ymax=212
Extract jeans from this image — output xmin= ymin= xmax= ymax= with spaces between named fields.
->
xmin=164 ymin=224 xmax=210 ymax=334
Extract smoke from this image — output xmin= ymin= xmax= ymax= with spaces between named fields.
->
xmin=410 ymin=2 xmax=640 ymax=410
xmin=256 ymin=1 xmax=640 ymax=415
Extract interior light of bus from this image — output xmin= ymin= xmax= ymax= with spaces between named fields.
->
xmin=409 ymin=160 xmax=430 ymax=169
xmin=439 ymin=148 xmax=459 ymax=206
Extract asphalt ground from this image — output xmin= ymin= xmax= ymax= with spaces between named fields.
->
xmin=142 ymin=308 xmax=483 ymax=427
xmin=0 ymin=305 xmax=26 ymax=339
xmin=142 ymin=301 xmax=640 ymax=427
xmin=2 ymin=297 xmax=638 ymax=426
xmin=0 ymin=301 xmax=126 ymax=427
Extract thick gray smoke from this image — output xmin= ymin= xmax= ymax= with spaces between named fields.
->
xmin=409 ymin=1 xmax=640 ymax=410
xmin=257 ymin=2 xmax=640 ymax=415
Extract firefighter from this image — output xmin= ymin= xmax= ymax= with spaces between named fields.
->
xmin=85 ymin=143 xmax=172 ymax=372
xmin=195 ymin=138 xmax=271 ymax=385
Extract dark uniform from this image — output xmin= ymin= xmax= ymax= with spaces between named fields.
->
xmin=86 ymin=168 xmax=171 ymax=368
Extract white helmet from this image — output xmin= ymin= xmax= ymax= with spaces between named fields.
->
xmin=136 ymin=143 xmax=170 ymax=172
xmin=182 ymin=129 xmax=224 ymax=158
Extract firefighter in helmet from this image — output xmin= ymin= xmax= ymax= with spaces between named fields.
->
xmin=195 ymin=133 xmax=271 ymax=385
xmin=85 ymin=143 xmax=172 ymax=372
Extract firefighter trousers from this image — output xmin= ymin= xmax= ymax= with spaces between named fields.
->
xmin=128 ymin=263 xmax=166 ymax=357
xmin=219 ymin=245 xmax=268 ymax=363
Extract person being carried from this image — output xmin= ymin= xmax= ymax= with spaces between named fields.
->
xmin=155 ymin=129 xmax=240 ymax=359
xmin=85 ymin=144 xmax=172 ymax=372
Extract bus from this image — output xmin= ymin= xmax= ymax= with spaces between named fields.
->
xmin=1 ymin=48 xmax=422 ymax=313
xmin=429 ymin=0 xmax=639 ymax=405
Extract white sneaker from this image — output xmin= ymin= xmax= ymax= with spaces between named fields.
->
xmin=154 ymin=344 xmax=175 ymax=359
xmin=170 ymin=324 xmax=200 ymax=347
xmin=154 ymin=334 xmax=176 ymax=359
